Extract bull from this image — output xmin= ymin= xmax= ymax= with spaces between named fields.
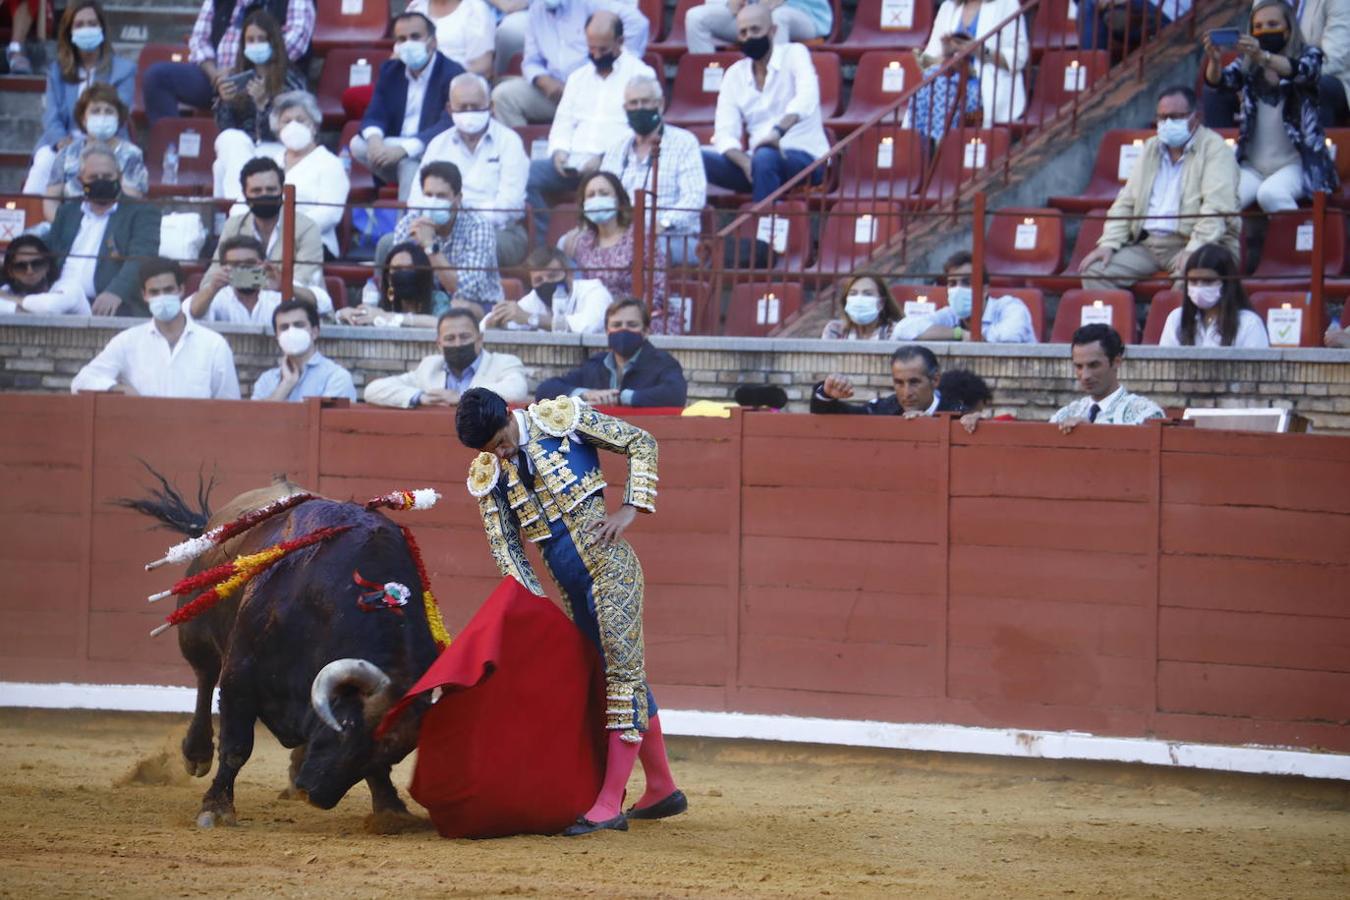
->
xmin=126 ymin=474 xmax=441 ymax=828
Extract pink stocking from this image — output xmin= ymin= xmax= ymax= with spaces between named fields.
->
xmin=633 ymin=714 xmax=678 ymax=809
xmin=582 ymin=731 xmax=641 ymax=823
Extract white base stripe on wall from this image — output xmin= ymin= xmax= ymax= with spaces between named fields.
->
xmin=3 ymin=682 xmax=1347 ymax=781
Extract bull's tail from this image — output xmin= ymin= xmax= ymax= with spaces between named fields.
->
xmin=113 ymin=461 xmax=215 ymax=538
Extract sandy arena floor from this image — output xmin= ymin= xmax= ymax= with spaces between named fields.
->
xmin=0 ymin=709 xmax=1347 ymax=898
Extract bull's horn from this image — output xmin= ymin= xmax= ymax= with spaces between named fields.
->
xmin=310 ymin=658 xmax=392 ymax=733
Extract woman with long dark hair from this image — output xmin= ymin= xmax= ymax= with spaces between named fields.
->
xmin=0 ymin=234 xmax=89 ymax=315
xmin=338 ymin=242 xmax=442 ymax=328
xmin=821 ymin=275 xmax=903 ymax=340
xmin=1160 ymin=243 xmax=1269 ymax=348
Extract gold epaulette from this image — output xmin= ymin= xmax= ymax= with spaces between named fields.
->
xmin=466 ymin=452 xmax=500 ymax=498
xmin=529 ymin=395 xmax=583 ymax=438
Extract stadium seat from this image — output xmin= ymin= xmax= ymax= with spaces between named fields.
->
xmin=827 ymin=51 xmax=923 ymax=132
xmin=1247 ymin=210 xmax=1346 ymax=293
xmin=666 ymin=52 xmax=743 ymax=125
xmin=324 ymin=275 xmax=348 ymax=309
xmin=832 ymin=0 xmax=933 ymax=59
xmin=650 ymin=0 xmax=706 ymax=59
xmin=924 ymin=127 xmax=1012 ymax=204
xmin=827 ymin=126 xmax=925 ymax=203
xmin=1141 ymin=288 xmax=1182 ymax=344
xmin=338 ymin=120 xmax=377 ymax=203
xmin=501 ymin=277 xmax=526 ymax=302
xmin=546 ymin=206 xmax=581 ymax=250
xmin=1028 ymin=208 xmax=1107 ymax=294
xmin=984 ymin=207 xmax=1064 ymax=284
xmin=310 ymin=0 xmax=390 ymax=54
xmin=1018 ymin=51 xmax=1110 ymax=132
xmin=145 ymin=118 xmax=218 ymax=197
xmin=1029 ymin=0 xmax=1081 ymax=54
xmin=516 ymin=124 xmax=553 ymax=164
xmin=724 ymin=281 xmax=804 ymax=337
xmin=639 ymin=0 xmax=665 ymax=40
xmin=891 ymin=284 xmax=948 ymax=318
xmin=724 ymin=200 xmax=813 ymax=272
xmin=1250 ymin=291 xmax=1322 ymax=347
xmin=1047 ymin=129 xmax=1155 ymax=213
xmin=317 ymin=49 xmax=386 ymax=129
xmin=132 ymin=43 xmax=193 ymax=124
xmin=996 ymin=287 xmax=1047 ymax=341
xmin=812 ymin=51 xmax=844 ymax=120
xmin=1051 ymin=288 xmax=1137 ymax=343
xmin=0 ymin=194 xmax=44 ymax=248
xmin=809 ymin=201 xmax=904 ymax=279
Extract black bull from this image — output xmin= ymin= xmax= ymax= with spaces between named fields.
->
xmin=138 ymin=479 xmax=440 ymax=828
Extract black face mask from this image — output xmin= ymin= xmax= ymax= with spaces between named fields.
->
xmin=1255 ymin=30 xmax=1287 ymax=54
xmin=533 ymin=277 xmax=565 ymax=307
xmin=607 ymin=328 xmax=644 ymax=358
xmin=740 ymin=35 xmax=771 ymax=61
xmin=83 ymin=176 xmax=120 ymax=202
xmin=591 ymin=50 xmax=618 ymax=73
xmin=248 ymin=193 xmax=283 ymax=220
xmin=443 ymin=343 xmax=478 ymax=373
xmin=626 ymin=108 xmax=662 ymax=137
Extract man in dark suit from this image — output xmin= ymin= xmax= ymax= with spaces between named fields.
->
xmin=48 ymin=145 xmax=163 ymax=317
xmin=536 ymin=297 xmax=688 ymax=408
xmin=811 ymin=345 xmax=966 ymax=416
xmin=348 ymin=11 xmax=465 ymax=200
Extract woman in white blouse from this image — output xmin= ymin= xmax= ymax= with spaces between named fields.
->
xmin=907 ymin=0 xmax=1030 ymax=134
xmin=263 ymin=91 xmax=351 ymax=260
xmin=405 ymin=0 xmax=496 ymax=76
xmin=1160 ymin=244 xmax=1270 ymax=349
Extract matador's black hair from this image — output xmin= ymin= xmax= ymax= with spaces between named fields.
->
xmin=456 ymin=388 xmax=510 ymax=450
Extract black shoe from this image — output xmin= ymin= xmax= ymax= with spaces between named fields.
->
xmin=626 ymin=789 xmax=688 ymax=820
xmin=734 ymin=384 xmax=788 ymax=410
xmin=561 ymin=813 xmax=628 ymax=836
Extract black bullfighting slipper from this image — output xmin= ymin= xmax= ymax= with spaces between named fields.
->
xmin=625 ymin=789 xmax=688 ymax=820
xmin=561 ymin=813 xmax=629 ymax=836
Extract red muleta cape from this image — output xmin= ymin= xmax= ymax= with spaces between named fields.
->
xmin=377 ymin=577 xmax=607 ymax=839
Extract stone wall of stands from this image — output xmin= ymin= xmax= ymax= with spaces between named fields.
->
xmin=2 ymin=395 xmax=1348 ymax=754
xmin=4 ymin=317 xmax=1350 ymax=432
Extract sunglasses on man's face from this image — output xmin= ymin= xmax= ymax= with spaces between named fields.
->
xmin=9 ymin=259 xmax=49 ymax=273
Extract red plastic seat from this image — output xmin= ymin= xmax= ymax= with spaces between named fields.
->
xmin=145 ymin=117 xmax=218 ymax=197
xmin=812 ymin=51 xmax=843 ymax=120
xmin=1324 ymin=128 xmax=1350 ymax=205
xmin=133 ymin=43 xmax=194 ymax=124
xmin=924 ymin=127 xmax=1012 ymax=204
xmin=985 ymin=207 xmax=1064 ymax=284
xmin=891 ymin=284 xmax=948 ymax=318
xmin=808 ymin=202 xmax=904 ymax=279
xmin=338 ymin=120 xmax=378 ymax=203
xmin=996 ymin=287 xmax=1047 ymax=340
xmin=650 ymin=0 xmax=707 ymax=59
xmin=1018 ymin=50 xmax=1110 ymax=131
xmin=1247 ymin=210 xmax=1346 ymax=293
xmin=1027 ymin=208 xmax=1107 ymax=294
xmin=1250 ymin=291 xmax=1322 ymax=347
xmin=725 ymin=200 xmax=813 ymax=272
xmin=827 ymin=126 xmax=925 ymax=203
xmin=1051 ymin=288 xmax=1138 ymax=343
xmin=317 ymin=49 xmax=388 ymax=129
xmin=724 ymin=281 xmax=804 ymax=337
xmin=1048 ymin=129 xmax=1155 ymax=213
xmin=1141 ymin=288 xmax=1182 ymax=344
xmin=324 ymin=275 xmax=348 ymax=309
xmin=501 ymin=277 xmax=526 ymax=302
xmin=547 ymin=206 xmax=582 ymax=250
xmin=515 ymin=124 xmax=553 ymax=164
xmin=665 ymin=52 xmax=742 ymax=125
xmin=0 ymin=194 xmax=44 ymax=248
xmin=310 ymin=0 xmax=390 ymax=54
xmin=639 ymin=0 xmax=665 ymax=39
xmin=831 ymin=0 xmax=932 ymax=59
xmin=827 ymin=51 xmax=923 ymax=131
xmin=1029 ymin=0 xmax=1081 ymax=53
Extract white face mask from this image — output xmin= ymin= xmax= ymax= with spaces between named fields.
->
xmin=1187 ymin=282 xmax=1222 ymax=310
xmin=844 ymin=293 xmax=881 ymax=326
xmin=279 ymin=120 xmax=314 ymax=152
xmin=148 ymin=294 xmax=182 ymax=322
xmin=85 ymin=113 xmax=118 ymax=141
xmin=277 ymin=326 xmax=313 ymax=356
xmin=454 ymin=108 xmax=491 ymax=135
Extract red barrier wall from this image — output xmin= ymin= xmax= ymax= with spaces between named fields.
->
xmin=2 ymin=395 xmax=1348 ymax=752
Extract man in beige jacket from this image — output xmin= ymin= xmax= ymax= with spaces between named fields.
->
xmin=364 ymin=309 xmax=530 ymax=408
xmin=1079 ymin=86 xmax=1240 ymax=291
xmin=202 ymin=157 xmax=326 ymax=292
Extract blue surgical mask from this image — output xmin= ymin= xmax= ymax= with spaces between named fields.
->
xmin=584 ymin=195 xmax=618 ymax=225
xmin=396 ymin=39 xmax=431 ymax=70
xmin=422 ymin=196 xmax=453 ymax=226
xmin=844 ymin=293 xmax=881 ymax=326
xmin=85 ymin=113 xmax=118 ymax=141
xmin=149 ymin=294 xmax=183 ymax=322
xmin=243 ymin=42 xmax=273 ymax=65
xmin=1157 ymin=117 xmax=1192 ymax=148
xmin=948 ymin=285 xmax=973 ymax=320
xmin=71 ymin=26 xmax=104 ymax=52
xmin=542 ymin=0 xmax=565 ymax=10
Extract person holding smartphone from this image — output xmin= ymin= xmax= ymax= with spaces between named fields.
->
xmin=1203 ymin=0 xmax=1339 ymax=213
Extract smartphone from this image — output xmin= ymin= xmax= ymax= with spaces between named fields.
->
xmin=1208 ymin=28 xmax=1240 ymax=48
xmin=228 ymin=265 xmax=268 ymax=292
xmin=222 ymin=70 xmax=255 ymax=90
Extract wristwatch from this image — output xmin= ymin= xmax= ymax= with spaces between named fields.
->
xmin=772 ymin=124 xmax=786 ymax=137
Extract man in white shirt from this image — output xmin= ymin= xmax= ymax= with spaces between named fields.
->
xmin=414 ymin=73 xmax=530 ymax=267
xmin=188 ymin=236 xmax=333 ymax=325
xmin=71 ymin=257 xmax=241 ymax=399
xmin=894 ymin=251 xmax=1039 ymax=344
xmin=600 ymin=75 xmax=708 ymax=265
xmin=701 ymin=4 xmax=829 ymax=203
xmin=1051 ymin=324 xmax=1164 ymax=432
xmin=525 ymin=11 xmax=656 ymax=240
xmin=481 ymin=245 xmax=612 ymax=334
xmin=363 ymin=309 xmax=529 ymax=408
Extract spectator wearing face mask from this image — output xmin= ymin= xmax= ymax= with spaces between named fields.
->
xmin=1159 ymin=243 xmax=1269 ymax=348
xmin=205 ymin=156 xmax=325 ymax=294
xmin=252 ymin=300 xmax=356 ymax=402
xmin=24 ymin=1 xmax=136 ymax=198
xmin=363 ymin=308 xmax=529 ymax=407
xmin=188 ymin=235 xmax=333 ymax=325
xmin=43 ymin=82 xmax=147 ymax=222
xmin=414 ymin=73 xmax=530 ymax=267
xmin=0 ymin=236 xmax=89 ymax=315
xmin=821 ymin=275 xmax=903 ymax=340
xmin=483 ymin=245 xmax=613 ymax=333
xmin=535 ymin=297 xmax=689 ymax=407
xmin=338 ymin=242 xmax=442 ymax=328
xmin=1202 ymin=1 xmax=1338 ymax=213
xmin=894 ymin=251 xmax=1038 ymax=343
xmin=348 ymin=12 xmax=465 ymax=202
xmin=48 ymin=144 xmax=162 ymax=317
xmin=71 ymin=257 xmax=240 ymax=398
xmin=684 ymin=0 xmax=832 ymax=53
xmin=1079 ymin=85 xmax=1240 ymax=291
xmin=255 ymin=91 xmax=350 ymax=259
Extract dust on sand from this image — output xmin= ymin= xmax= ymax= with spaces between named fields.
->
xmin=0 ymin=708 xmax=1347 ymax=898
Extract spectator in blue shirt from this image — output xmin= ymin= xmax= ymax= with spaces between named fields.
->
xmin=252 ymin=300 xmax=357 ymax=402
xmin=893 ymin=251 xmax=1039 ymax=343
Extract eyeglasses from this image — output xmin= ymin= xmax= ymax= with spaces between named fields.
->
xmin=9 ymin=259 xmax=49 ymax=273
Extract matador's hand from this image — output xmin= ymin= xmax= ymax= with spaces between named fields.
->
xmin=589 ymin=504 xmax=638 ymax=545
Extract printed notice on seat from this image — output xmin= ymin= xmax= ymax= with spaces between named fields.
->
xmin=1296 ymin=223 xmax=1314 ymax=252
xmin=703 ymin=64 xmax=723 ymax=92
xmin=756 ymin=216 xmax=789 ymax=255
xmin=0 ymin=207 xmax=24 ymax=242
xmin=1267 ymin=306 xmax=1303 ymax=346
xmin=1118 ymin=143 xmax=1142 ymax=181
xmin=178 ymin=130 xmax=201 ymax=158
xmin=1080 ymin=303 xmax=1113 ymax=326
xmin=341 ymin=0 xmax=363 ymax=14
xmin=904 ymin=300 xmax=936 ymax=316
xmin=881 ymin=0 xmax=915 ymax=29
xmin=963 ymin=140 xmax=987 ymax=169
xmin=854 ymin=214 xmax=878 ymax=245
xmin=1014 ymin=222 xmax=1038 ymax=250
xmin=756 ymin=293 xmax=780 ymax=326
xmin=1063 ymin=64 xmax=1087 ymax=92
xmin=349 ymin=59 xmax=372 ymax=88
xmin=876 ymin=138 xmax=894 ymax=169
xmin=882 ymin=63 xmax=905 ymax=93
